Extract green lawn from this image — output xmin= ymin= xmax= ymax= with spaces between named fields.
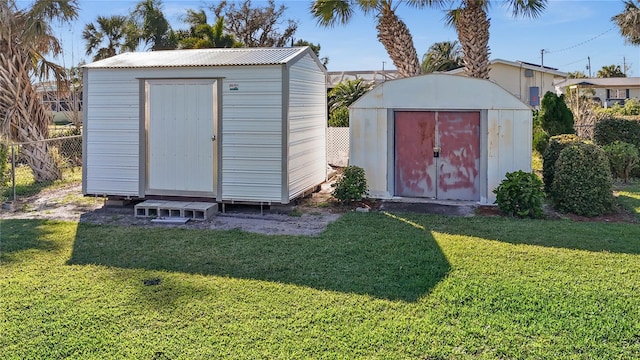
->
xmin=616 ymin=182 xmax=640 ymax=220
xmin=2 ymin=214 xmax=639 ymax=359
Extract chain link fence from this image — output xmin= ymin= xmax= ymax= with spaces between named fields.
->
xmin=1 ymin=134 xmax=82 ymax=206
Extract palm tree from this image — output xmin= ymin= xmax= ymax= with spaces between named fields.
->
xmin=175 ymin=9 xmax=242 ymax=49
xmin=445 ymin=0 xmax=547 ymax=79
xmin=328 ymin=79 xmax=375 ymax=112
xmin=612 ymin=0 xmax=640 ymax=45
xmin=0 ymin=0 xmax=78 ymax=182
xmin=131 ymin=0 xmax=177 ymax=50
xmin=597 ymin=64 xmax=626 ymax=78
xmin=311 ymin=0 xmax=444 ymax=78
xmin=328 ymin=79 xmax=375 ymax=126
xmin=83 ymin=15 xmax=139 ymax=61
xmin=421 ymin=40 xmax=463 ymax=73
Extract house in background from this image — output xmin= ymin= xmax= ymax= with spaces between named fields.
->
xmin=553 ymin=77 xmax=640 ymax=107
xmin=446 ymin=59 xmax=567 ymax=108
xmin=327 ymin=59 xmax=567 ymax=109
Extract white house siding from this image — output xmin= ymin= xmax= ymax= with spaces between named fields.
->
xmin=287 ymin=54 xmax=327 ymax=201
xmin=220 ymin=65 xmax=283 ymax=202
xmin=486 ymin=109 xmax=532 ymax=204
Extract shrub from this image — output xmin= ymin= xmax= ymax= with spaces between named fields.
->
xmin=603 ymin=141 xmax=639 ymax=182
xmin=538 ymin=92 xmax=575 ymax=136
xmin=551 ymin=142 xmax=614 ymax=216
xmin=328 ymin=106 xmax=349 ymax=127
xmin=542 ymin=134 xmax=581 ymax=193
xmin=532 ymin=126 xmax=549 ymax=154
xmin=332 ymin=165 xmax=368 ymax=204
xmin=593 ymin=117 xmax=640 ymax=148
xmin=493 ymin=170 xmax=544 ymax=218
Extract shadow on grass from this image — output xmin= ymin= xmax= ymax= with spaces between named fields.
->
xmin=68 ymin=213 xmax=450 ymax=302
xmin=617 ymin=194 xmax=640 ymax=220
xmin=404 ymin=214 xmax=640 ymax=255
xmin=0 ymin=219 xmax=63 ymax=263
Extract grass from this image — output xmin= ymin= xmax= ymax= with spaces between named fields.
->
xmin=2 ymin=214 xmax=640 ymax=359
xmin=615 ymin=181 xmax=640 ymax=220
xmin=1 ymin=165 xmax=82 ymax=201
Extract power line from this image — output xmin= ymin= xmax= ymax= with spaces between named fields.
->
xmin=560 ymin=57 xmax=588 ymax=67
xmin=547 ymin=27 xmax=615 ymax=54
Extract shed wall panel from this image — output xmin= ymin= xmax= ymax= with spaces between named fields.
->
xmin=350 ymin=108 xmax=389 ymax=198
xmin=287 ymin=54 xmax=327 ymax=200
xmin=486 ymin=109 xmax=532 ymax=203
xmin=84 ymin=65 xmax=287 ymax=201
xmin=84 ymin=70 xmax=140 ymax=196
xmin=220 ymin=66 xmax=284 ymax=202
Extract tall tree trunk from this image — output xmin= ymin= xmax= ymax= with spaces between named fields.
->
xmin=456 ymin=2 xmax=491 ymax=79
xmin=0 ymin=53 xmax=62 ymax=182
xmin=376 ymin=6 xmax=421 ymax=78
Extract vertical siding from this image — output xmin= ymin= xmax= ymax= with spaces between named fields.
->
xmin=486 ymin=109 xmax=532 ymax=203
xmin=287 ymin=54 xmax=327 ymax=201
xmin=350 ymin=108 xmax=389 ymax=198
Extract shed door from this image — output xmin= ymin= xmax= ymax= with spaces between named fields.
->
xmin=395 ymin=111 xmax=480 ymax=201
xmin=146 ymin=79 xmax=217 ymax=196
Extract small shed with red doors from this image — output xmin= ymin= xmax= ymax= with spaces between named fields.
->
xmin=349 ymin=73 xmax=532 ymax=205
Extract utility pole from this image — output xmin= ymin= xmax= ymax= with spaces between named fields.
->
xmin=540 ymin=49 xmax=545 ymax=67
xmin=587 ymin=56 xmax=591 ymax=77
xmin=623 ymin=56 xmax=627 ymax=76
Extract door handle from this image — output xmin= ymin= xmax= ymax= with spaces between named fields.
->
xmin=211 ymin=135 xmax=216 ymax=141
xmin=433 ymin=146 xmax=441 ymax=158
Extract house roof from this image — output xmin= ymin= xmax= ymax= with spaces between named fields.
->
xmin=445 ymin=58 xmax=567 ymax=77
xmin=83 ymin=47 xmax=311 ymax=69
xmin=554 ymin=77 xmax=640 ymax=89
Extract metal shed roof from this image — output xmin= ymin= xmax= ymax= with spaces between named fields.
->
xmin=84 ymin=47 xmax=309 ymax=69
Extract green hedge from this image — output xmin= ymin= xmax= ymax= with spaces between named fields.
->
xmin=551 ymin=142 xmax=614 ymax=216
xmin=542 ymin=134 xmax=581 ymax=193
xmin=593 ymin=118 xmax=640 ymax=148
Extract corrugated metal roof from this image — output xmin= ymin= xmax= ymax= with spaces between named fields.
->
xmin=84 ymin=47 xmax=308 ymax=69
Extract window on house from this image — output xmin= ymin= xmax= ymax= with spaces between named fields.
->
xmin=606 ymin=89 xmax=629 ymax=99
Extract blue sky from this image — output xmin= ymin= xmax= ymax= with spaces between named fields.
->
xmin=23 ymin=0 xmax=640 ymax=76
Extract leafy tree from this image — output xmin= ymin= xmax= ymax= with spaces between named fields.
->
xmin=445 ymin=0 xmax=547 ymax=79
xmin=538 ymin=91 xmax=574 ymax=136
xmin=83 ymin=15 xmax=139 ymax=61
xmin=131 ymin=0 xmax=177 ymax=50
xmin=0 ymin=0 xmax=78 ymax=182
xmin=421 ymin=40 xmax=463 ymax=73
xmin=176 ymin=9 xmax=242 ymax=49
xmin=293 ymin=39 xmax=328 ymax=66
xmin=311 ymin=0 xmax=443 ymax=78
xmin=212 ymin=0 xmax=297 ymax=47
xmin=597 ymin=64 xmax=626 ymax=78
xmin=612 ymin=0 xmax=640 ymax=45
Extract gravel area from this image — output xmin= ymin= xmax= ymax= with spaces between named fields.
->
xmin=0 ymin=183 xmax=343 ymax=236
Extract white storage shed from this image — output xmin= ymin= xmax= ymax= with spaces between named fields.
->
xmin=350 ymin=74 xmax=532 ymax=205
xmin=82 ymin=47 xmax=327 ymax=204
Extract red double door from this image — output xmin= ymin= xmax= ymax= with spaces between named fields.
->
xmin=394 ymin=111 xmax=480 ymax=201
